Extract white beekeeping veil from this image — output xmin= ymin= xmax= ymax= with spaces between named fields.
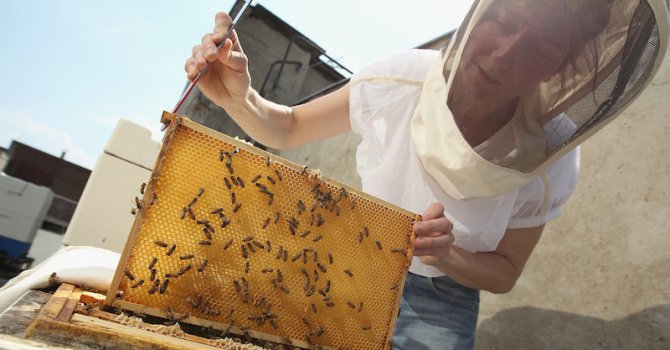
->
xmin=411 ymin=0 xmax=669 ymax=200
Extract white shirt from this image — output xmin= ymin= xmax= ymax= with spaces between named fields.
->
xmin=349 ymin=49 xmax=579 ymax=277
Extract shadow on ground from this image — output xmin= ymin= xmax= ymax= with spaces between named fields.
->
xmin=476 ymin=304 xmax=670 ymax=349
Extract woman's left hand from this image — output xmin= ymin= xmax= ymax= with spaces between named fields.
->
xmin=413 ymin=203 xmax=455 ymax=265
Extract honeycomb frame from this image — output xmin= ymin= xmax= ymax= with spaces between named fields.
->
xmin=105 ymin=112 xmax=420 ymax=350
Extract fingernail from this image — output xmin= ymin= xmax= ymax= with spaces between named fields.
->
xmin=413 ymin=223 xmax=423 ymax=231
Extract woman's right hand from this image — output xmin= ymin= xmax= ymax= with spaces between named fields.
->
xmin=184 ymin=12 xmax=251 ymax=108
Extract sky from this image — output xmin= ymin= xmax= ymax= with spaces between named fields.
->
xmin=0 ymin=1 xmax=472 ymax=169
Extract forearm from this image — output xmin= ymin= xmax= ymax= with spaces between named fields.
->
xmin=429 ymin=246 xmax=520 ymax=294
xmin=225 ymin=89 xmax=295 ymax=149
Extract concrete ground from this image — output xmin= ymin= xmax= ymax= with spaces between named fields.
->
xmin=475 ymin=53 xmax=670 ymax=348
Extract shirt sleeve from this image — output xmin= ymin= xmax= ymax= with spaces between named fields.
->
xmin=507 ymin=148 xmax=580 ymax=229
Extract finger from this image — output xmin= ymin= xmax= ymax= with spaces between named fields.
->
xmin=193 ymin=47 xmax=207 ymax=72
xmin=201 ymin=33 xmax=218 ymax=62
xmin=422 ymin=202 xmax=445 ymax=220
xmin=414 ymin=217 xmax=453 ymax=237
xmin=414 ymin=234 xmax=455 ymax=251
xmin=184 ymin=57 xmax=197 ymax=81
xmin=213 ymin=12 xmax=233 ymax=43
xmin=219 ymin=39 xmax=248 ymax=73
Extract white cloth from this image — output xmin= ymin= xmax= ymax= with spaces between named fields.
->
xmin=0 ymin=246 xmax=119 ymax=315
xmin=349 ymin=49 xmax=579 ymax=277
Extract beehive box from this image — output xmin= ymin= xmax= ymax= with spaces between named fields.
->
xmin=105 ymin=112 xmax=420 ymax=349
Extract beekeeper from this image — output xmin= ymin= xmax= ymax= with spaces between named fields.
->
xmin=184 ymin=0 xmax=669 ymax=348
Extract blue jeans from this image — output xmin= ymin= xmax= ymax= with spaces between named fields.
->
xmin=392 ymin=272 xmax=480 ymax=350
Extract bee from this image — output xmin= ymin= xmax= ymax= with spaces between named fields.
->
xmin=273 ymin=169 xmax=283 ymax=181
xmin=233 ymin=203 xmax=242 ymax=213
xmin=269 ymin=319 xmax=278 ymax=329
xmin=311 ymin=303 xmax=317 ymax=314
xmin=130 ymin=208 xmax=137 ymax=216
xmin=274 ymin=211 xmax=281 ymax=224
xmin=266 ymin=154 xmax=271 ymax=167
xmin=362 ymin=325 xmax=372 ymax=331
xmin=312 ymin=235 xmax=323 ymax=242
xmin=391 ymin=248 xmax=408 ymax=255
xmin=346 ymin=301 xmax=356 ymax=309
xmin=262 ymin=218 xmax=270 ymax=229
xmin=314 ymin=325 xmax=325 ymax=337
xmin=187 ymin=208 xmax=196 ymax=220
xmin=210 ymin=208 xmax=224 ymax=215
xmin=178 ymin=265 xmax=192 ymax=275
xmin=313 ymin=269 xmax=319 ymax=282
xmin=289 ymin=217 xmax=300 ymax=228
xmin=233 ymin=147 xmax=240 ymax=154
xmin=223 ymin=239 xmax=233 ymax=250
xmin=197 ymin=188 xmax=205 ymax=197
xmin=301 ymin=165 xmax=308 ymax=175
xmin=343 ymin=269 xmax=353 ymax=277
xmin=268 ymin=194 xmax=274 ymax=205
xmin=283 ymin=250 xmax=288 ymax=262
xmin=219 ymin=149 xmax=225 ymax=162
xmin=180 ymin=207 xmax=187 ymax=219
xmin=266 ymin=175 xmax=276 ymax=185
xmin=244 ymin=261 xmax=250 ymax=274
xmin=134 ymin=196 xmax=142 ymax=210
xmin=205 ymin=307 xmax=220 ymax=316
xmin=159 ymin=279 xmax=170 ymax=294
xmin=300 ymin=230 xmax=311 ymax=238
xmin=150 ymin=269 xmax=157 ymax=281
xmin=255 ymin=182 xmax=268 ymax=191
xmin=302 ymin=251 xmax=308 ymax=264
xmin=306 ymin=284 xmax=316 ymax=297
xmin=231 ymin=176 xmax=239 ymax=187
xmin=313 ymin=251 xmax=319 ymax=262
xmin=154 ymin=240 xmax=168 ymax=248
xmin=123 ymin=269 xmax=135 ymax=281
xmin=224 ymin=177 xmax=232 ymax=190
xmin=225 ymin=308 xmax=235 ymax=320
xmin=220 ymin=216 xmax=231 ymax=228
xmin=261 ymin=268 xmax=274 ymax=273
xmin=164 ymin=273 xmax=178 ymax=278
xmin=233 ymin=280 xmax=242 ymax=293
xmin=358 ymin=232 xmax=364 ymax=243
xmin=166 ymin=244 xmax=177 ymax=256
xmin=241 ymin=245 xmax=248 ymax=259
xmin=375 ymin=240 xmax=383 ymax=250
xmin=160 ymin=121 xmax=170 ymax=132
xmin=148 ymin=257 xmax=158 ymax=270
xmin=231 ymin=192 xmax=236 ymax=205
xmin=266 ymin=240 xmax=271 ymax=253
xmin=328 ymin=252 xmax=334 ymax=264
xmin=150 ymin=193 xmax=157 ymax=206
xmin=130 ymin=279 xmax=144 ymax=289
xmin=301 ymin=316 xmax=311 ymax=327
xmin=197 ymin=240 xmax=212 ymax=246
xmin=276 ymin=269 xmax=283 ymax=283
xmin=350 ymin=198 xmax=356 ymax=210
xmin=316 ymin=214 xmax=325 ymax=227
xmin=288 ymin=225 xmax=296 ymax=236
xmin=297 ymin=200 xmax=306 ymax=215
xmin=251 ymin=174 xmax=261 ymax=183
xmin=197 ymin=259 xmax=208 ymax=273
xmin=364 ymin=226 xmax=370 ymax=237
xmin=291 ymin=252 xmax=302 ymax=262
xmin=325 ymin=301 xmax=335 ymax=307
xmin=148 ymin=279 xmax=160 ymax=294
xmin=317 ymin=263 xmax=327 ymax=273
xmin=324 ymin=280 xmax=331 ymax=293
xmin=358 ymin=302 xmax=364 ymax=313
xmin=275 ymin=246 xmax=284 ymax=260
xmin=247 ymin=242 xmax=256 ymax=253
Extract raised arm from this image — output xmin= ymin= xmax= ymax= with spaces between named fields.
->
xmin=184 ymin=12 xmax=351 ymax=150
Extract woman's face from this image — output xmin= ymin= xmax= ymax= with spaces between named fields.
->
xmin=459 ymin=1 xmax=573 ymax=99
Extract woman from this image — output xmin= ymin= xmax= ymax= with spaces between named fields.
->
xmin=184 ymin=0 xmax=668 ymax=348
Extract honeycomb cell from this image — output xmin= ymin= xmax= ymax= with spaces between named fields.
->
xmin=109 ymin=113 xmax=419 ymax=350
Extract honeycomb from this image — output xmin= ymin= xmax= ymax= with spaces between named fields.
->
xmin=106 ymin=112 xmax=419 ymax=350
